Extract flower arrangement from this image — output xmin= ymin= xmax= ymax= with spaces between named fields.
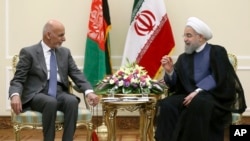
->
xmin=94 ymin=61 xmax=167 ymax=95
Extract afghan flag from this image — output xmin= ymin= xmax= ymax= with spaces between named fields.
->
xmin=121 ymin=0 xmax=175 ymax=79
xmin=84 ymin=0 xmax=112 ymax=86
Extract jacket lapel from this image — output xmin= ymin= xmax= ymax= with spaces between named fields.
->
xmin=36 ymin=43 xmax=47 ymax=75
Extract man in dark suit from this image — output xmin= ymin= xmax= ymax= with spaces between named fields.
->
xmin=9 ymin=19 xmax=99 ymax=141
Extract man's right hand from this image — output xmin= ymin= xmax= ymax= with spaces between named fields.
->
xmin=11 ymin=95 xmax=22 ymax=115
xmin=161 ymin=55 xmax=174 ymax=73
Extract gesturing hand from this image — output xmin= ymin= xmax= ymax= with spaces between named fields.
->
xmin=161 ymin=55 xmax=174 ymax=74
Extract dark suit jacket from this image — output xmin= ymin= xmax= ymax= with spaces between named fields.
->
xmin=9 ymin=41 xmax=93 ymax=105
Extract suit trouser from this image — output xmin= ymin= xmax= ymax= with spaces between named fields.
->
xmin=29 ymin=84 xmax=79 ymax=141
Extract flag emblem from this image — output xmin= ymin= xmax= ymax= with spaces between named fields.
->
xmin=134 ymin=10 xmax=156 ymax=36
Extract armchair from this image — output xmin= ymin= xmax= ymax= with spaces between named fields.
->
xmin=228 ymin=53 xmax=242 ymax=125
xmin=10 ymin=55 xmax=93 ymax=141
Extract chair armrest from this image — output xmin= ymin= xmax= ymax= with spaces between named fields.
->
xmin=69 ymin=81 xmax=90 ymax=110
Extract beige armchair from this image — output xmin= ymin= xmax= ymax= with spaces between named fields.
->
xmin=227 ymin=53 xmax=242 ymax=125
xmin=10 ymin=55 xmax=93 ymax=141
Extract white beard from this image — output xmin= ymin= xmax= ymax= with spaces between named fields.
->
xmin=185 ymin=45 xmax=199 ymax=54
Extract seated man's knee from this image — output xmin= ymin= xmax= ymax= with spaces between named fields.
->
xmin=65 ymin=96 xmax=79 ymax=108
xmin=45 ymin=98 xmax=58 ymax=108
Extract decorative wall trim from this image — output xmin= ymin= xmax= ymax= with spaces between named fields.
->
xmin=0 ymin=116 xmax=140 ymax=129
xmin=4 ymin=0 xmax=11 ymax=59
xmin=238 ymin=66 xmax=250 ymax=71
xmin=5 ymin=66 xmax=12 ymax=110
xmin=0 ymin=116 xmax=12 ymax=129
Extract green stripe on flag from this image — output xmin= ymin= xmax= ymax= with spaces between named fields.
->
xmin=84 ymin=38 xmax=106 ymax=86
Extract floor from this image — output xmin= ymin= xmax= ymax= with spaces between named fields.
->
xmin=3 ymin=116 xmax=248 ymax=141
xmin=0 ymin=127 xmax=230 ymax=141
xmin=0 ymin=128 xmax=141 ymax=141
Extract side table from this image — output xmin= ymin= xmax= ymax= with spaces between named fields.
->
xmin=101 ymin=96 xmax=158 ymax=141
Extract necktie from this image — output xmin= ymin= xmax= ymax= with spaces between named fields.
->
xmin=48 ymin=49 xmax=57 ymax=97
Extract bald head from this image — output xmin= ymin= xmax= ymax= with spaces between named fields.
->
xmin=42 ymin=19 xmax=65 ymax=48
xmin=43 ymin=20 xmax=63 ymax=35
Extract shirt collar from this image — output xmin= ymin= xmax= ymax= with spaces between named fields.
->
xmin=41 ymin=40 xmax=52 ymax=52
xmin=195 ymin=42 xmax=207 ymax=53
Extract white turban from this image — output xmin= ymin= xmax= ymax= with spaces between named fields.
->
xmin=186 ymin=17 xmax=213 ymax=40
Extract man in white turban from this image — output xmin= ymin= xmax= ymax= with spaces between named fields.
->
xmin=154 ymin=17 xmax=246 ymax=141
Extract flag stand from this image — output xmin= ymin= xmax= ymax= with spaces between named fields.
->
xmin=96 ymin=122 xmax=108 ymax=132
xmin=96 ymin=107 xmax=107 ymax=133
xmin=94 ymin=105 xmax=108 ymax=140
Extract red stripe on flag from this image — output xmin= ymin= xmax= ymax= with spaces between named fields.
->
xmin=137 ymin=18 xmax=175 ymax=78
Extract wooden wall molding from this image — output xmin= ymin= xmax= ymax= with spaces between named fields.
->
xmin=1 ymin=116 xmax=250 ymax=130
xmin=0 ymin=116 xmax=12 ymax=129
xmin=0 ymin=116 xmax=140 ymax=130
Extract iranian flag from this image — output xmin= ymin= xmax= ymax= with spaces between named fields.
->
xmin=121 ymin=0 xmax=175 ymax=79
xmin=84 ymin=0 xmax=112 ymax=86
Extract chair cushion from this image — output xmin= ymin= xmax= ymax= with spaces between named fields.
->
xmin=77 ymin=108 xmax=92 ymax=122
xmin=12 ymin=108 xmax=92 ymax=125
xmin=232 ymin=113 xmax=241 ymax=124
xmin=12 ymin=110 xmax=43 ymax=125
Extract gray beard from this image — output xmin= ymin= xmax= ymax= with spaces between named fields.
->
xmin=185 ymin=45 xmax=199 ymax=54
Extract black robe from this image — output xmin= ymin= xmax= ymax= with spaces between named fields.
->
xmin=155 ymin=44 xmax=246 ymax=141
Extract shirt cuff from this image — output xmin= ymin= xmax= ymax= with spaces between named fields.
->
xmin=10 ymin=93 xmax=19 ymax=99
xmin=85 ymin=89 xmax=94 ymax=96
xmin=166 ymin=69 xmax=174 ymax=76
xmin=195 ymin=88 xmax=203 ymax=93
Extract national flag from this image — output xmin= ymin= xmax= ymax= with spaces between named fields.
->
xmin=121 ymin=0 xmax=175 ymax=79
xmin=84 ymin=0 xmax=112 ymax=86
